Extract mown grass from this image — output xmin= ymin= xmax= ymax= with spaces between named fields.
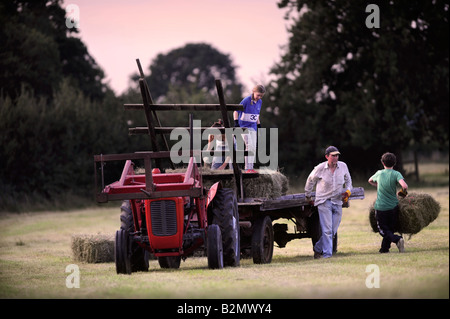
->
xmin=0 ymin=166 xmax=448 ymax=299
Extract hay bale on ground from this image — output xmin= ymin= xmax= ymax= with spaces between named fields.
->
xmin=72 ymin=234 xmax=114 ymax=263
xmin=369 ymin=192 xmax=441 ymax=235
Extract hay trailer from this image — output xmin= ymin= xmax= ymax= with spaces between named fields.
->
xmin=94 ymin=60 xmax=365 ymax=273
xmin=236 ymin=187 xmax=365 ymax=263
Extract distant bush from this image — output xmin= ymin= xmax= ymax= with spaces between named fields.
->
xmin=0 ymin=80 xmax=146 ymax=211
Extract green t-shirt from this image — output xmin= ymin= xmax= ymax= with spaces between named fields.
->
xmin=370 ymin=169 xmax=404 ymax=211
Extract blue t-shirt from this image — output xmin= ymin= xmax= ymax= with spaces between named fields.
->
xmin=237 ymin=95 xmax=262 ymax=131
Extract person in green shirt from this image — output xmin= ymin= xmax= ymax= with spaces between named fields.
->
xmin=368 ymin=152 xmax=408 ymax=253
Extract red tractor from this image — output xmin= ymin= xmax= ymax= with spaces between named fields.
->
xmin=94 ymin=60 xmax=243 ymax=273
xmin=96 ymin=155 xmax=240 ymax=274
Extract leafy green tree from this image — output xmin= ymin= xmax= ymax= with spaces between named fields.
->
xmin=124 ymin=43 xmax=244 ymax=151
xmin=0 ymin=0 xmax=109 ymax=100
xmin=0 ymin=1 xmax=150 ymax=211
xmin=271 ymin=0 xmax=448 ymax=175
xmin=0 ymin=80 xmax=143 ymax=210
xmin=131 ymin=43 xmax=242 ymax=102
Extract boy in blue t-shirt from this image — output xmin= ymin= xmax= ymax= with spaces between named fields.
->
xmin=233 ymin=84 xmax=265 ymax=172
xmin=368 ymin=152 xmax=408 ymax=253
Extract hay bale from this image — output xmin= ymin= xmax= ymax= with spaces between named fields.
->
xmin=71 ymin=234 xmax=114 ymax=263
xmin=243 ymin=168 xmax=289 ymax=199
xmin=369 ymin=192 xmax=441 ymax=235
xmin=139 ymin=166 xmax=289 ymax=198
xmin=200 ymin=167 xmax=289 ymax=199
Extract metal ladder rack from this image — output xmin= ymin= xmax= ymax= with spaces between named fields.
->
xmin=118 ymin=59 xmax=253 ymax=200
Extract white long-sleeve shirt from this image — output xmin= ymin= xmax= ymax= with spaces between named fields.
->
xmin=305 ymin=161 xmax=353 ymax=206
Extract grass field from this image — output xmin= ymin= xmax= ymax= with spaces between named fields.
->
xmin=0 ymin=166 xmax=448 ymax=299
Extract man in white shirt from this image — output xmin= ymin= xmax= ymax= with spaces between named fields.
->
xmin=305 ymin=146 xmax=353 ymax=258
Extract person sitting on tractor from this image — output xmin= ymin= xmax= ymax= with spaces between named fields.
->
xmin=205 ymin=119 xmax=232 ymax=170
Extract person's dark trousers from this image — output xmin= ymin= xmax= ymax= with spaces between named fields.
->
xmin=375 ymin=206 xmax=402 ymax=252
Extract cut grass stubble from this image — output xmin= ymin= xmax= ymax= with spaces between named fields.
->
xmin=0 ymin=187 xmax=448 ymax=298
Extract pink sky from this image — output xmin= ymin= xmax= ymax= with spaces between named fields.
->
xmin=65 ymin=0 xmax=292 ymax=95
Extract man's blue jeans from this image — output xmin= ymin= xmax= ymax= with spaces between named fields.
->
xmin=314 ymin=200 xmax=342 ymax=258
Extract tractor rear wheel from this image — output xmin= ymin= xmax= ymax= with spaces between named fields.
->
xmin=251 ymin=216 xmax=274 ymax=264
xmin=210 ymin=188 xmax=240 ymax=267
xmin=115 ymin=229 xmax=131 ymax=274
xmin=207 ymin=224 xmax=224 ymax=269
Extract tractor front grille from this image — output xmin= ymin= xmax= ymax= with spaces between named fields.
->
xmin=150 ymin=200 xmax=177 ymax=236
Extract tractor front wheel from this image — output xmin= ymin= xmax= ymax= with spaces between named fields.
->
xmin=207 ymin=224 xmax=224 ymax=269
xmin=115 ymin=229 xmax=131 ymax=274
xmin=120 ymin=200 xmax=149 ymax=272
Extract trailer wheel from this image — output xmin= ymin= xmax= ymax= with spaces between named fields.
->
xmin=210 ymin=188 xmax=240 ymax=267
xmin=207 ymin=224 xmax=224 ymax=269
xmin=251 ymin=216 xmax=274 ymax=264
xmin=158 ymin=256 xmax=181 ymax=269
xmin=115 ymin=229 xmax=131 ymax=274
xmin=120 ymin=200 xmax=149 ymax=272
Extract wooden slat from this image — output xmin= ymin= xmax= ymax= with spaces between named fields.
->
xmin=124 ymin=103 xmax=243 ymax=111
xmin=94 ymin=152 xmax=171 ymax=162
xmin=136 ymin=58 xmax=174 ymax=169
xmin=215 ymin=79 xmax=244 ymax=200
xmin=94 ymin=150 xmax=204 ymax=162
xmin=97 ymin=188 xmax=203 ymax=202
xmin=215 ymin=80 xmax=232 ymax=128
xmin=260 ymin=187 xmax=365 ymax=211
xmin=139 ymin=79 xmax=160 ymax=157
xmin=129 ymin=127 xmax=227 ymax=135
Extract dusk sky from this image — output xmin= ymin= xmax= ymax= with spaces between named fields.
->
xmin=65 ymin=0 xmax=293 ymax=95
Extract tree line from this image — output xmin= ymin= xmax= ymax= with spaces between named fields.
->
xmin=268 ymin=0 xmax=448 ymax=176
xmin=0 ymin=0 xmax=448 ymax=211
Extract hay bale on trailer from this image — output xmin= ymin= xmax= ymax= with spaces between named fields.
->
xmin=194 ymin=167 xmax=289 ymax=199
xmin=139 ymin=166 xmax=289 ymax=199
xmin=369 ymin=192 xmax=441 ymax=235
xmin=71 ymin=234 xmax=114 ymax=263
xmin=242 ymin=168 xmax=289 ymax=199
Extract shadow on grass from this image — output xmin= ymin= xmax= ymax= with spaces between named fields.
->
xmin=112 ymin=244 xmax=449 ymax=275
xmin=268 ymin=245 xmax=449 ymax=265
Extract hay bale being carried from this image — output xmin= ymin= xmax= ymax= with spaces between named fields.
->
xmin=71 ymin=234 xmax=114 ymax=263
xmin=369 ymin=192 xmax=441 ymax=235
